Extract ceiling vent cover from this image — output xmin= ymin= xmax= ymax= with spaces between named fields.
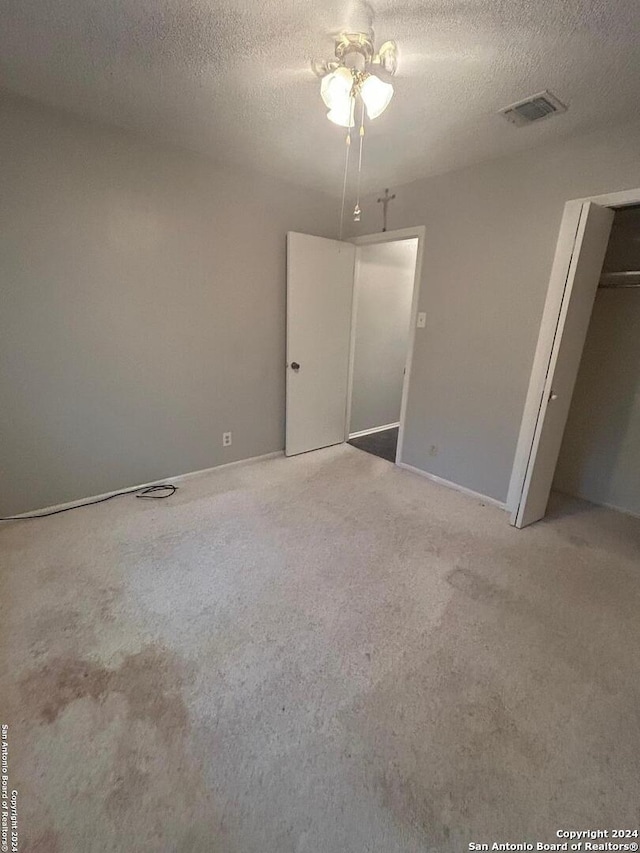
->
xmin=500 ymin=90 xmax=567 ymax=127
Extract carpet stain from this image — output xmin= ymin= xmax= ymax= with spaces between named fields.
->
xmin=19 ymin=646 xmax=195 ymax=841
xmin=446 ymin=566 xmax=502 ymax=603
xmin=106 ymin=758 xmax=153 ymax=819
xmin=20 ymin=645 xmax=189 ymax=736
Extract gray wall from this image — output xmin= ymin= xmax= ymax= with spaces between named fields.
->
xmin=554 ymin=207 xmax=640 ymax=516
xmin=0 ymin=92 xmax=337 ymax=515
xmin=349 ymin=119 xmax=640 ymax=503
xmin=350 ymin=240 xmax=417 ymax=434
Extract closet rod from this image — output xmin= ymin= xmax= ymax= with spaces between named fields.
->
xmin=598 ymin=271 xmax=640 ymax=289
xmin=599 ymin=282 xmax=640 ymax=289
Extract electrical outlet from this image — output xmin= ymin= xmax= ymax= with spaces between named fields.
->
xmin=222 ymin=432 xmax=232 ymax=447
xmin=417 ymin=312 xmax=426 ymax=328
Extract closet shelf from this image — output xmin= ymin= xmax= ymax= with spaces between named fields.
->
xmin=598 ymin=271 xmax=640 ymax=289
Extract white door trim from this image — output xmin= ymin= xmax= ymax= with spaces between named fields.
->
xmin=344 ymin=248 xmax=363 ymax=442
xmin=349 ymin=422 xmax=400 ymax=440
xmin=507 ymin=185 xmax=640 ymax=519
xmin=346 ymin=226 xmax=426 ymax=466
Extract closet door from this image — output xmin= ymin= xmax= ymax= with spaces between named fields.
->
xmin=511 ymin=202 xmax=614 ymax=528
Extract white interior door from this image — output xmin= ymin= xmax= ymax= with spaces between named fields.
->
xmin=512 ymin=202 xmax=614 ymax=528
xmin=286 ymin=232 xmax=355 ymax=456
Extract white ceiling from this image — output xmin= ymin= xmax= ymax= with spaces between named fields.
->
xmin=2 ymin=0 xmax=640 ymax=196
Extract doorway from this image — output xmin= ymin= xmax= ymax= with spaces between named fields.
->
xmin=554 ymin=205 xmax=640 ymax=517
xmin=346 ymin=238 xmax=419 ymax=463
xmin=508 ymin=188 xmax=640 ymax=527
xmin=285 ymin=227 xmax=424 ymax=463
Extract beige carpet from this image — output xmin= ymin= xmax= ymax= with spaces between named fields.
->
xmin=3 ymin=444 xmax=640 ymax=852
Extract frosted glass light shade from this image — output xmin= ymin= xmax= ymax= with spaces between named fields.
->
xmin=360 ymin=74 xmax=394 ymax=119
xmin=327 ymin=99 xmax=355 ymax=127
xmin=320 ymin=67 xmax=353 ymax=110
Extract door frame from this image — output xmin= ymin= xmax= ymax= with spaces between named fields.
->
xmin=346 ymin=226 xmax=426 ymax=465
xmin=507 ymin=185 xmax=640 ymax=522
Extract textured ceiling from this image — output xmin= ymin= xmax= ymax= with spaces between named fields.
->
xmin=2 ymin=0 xmax=640 ymax=196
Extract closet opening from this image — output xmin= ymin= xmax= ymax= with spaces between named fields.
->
xmin=553 ymin=204 xmax=640 ymax=518
xmin=509 ymin=193 xmax=640 ymax=528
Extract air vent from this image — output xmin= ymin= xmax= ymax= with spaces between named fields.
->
xmin=500 ymin=90 xmax=567 ymax=127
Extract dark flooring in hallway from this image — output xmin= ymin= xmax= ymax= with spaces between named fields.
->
xmin=348 ymin=427 xmax=399 ymax=463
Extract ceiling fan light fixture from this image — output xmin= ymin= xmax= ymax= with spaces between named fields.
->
xmin=320 ymin=66 xmax=353 ymax=110
xmin=327 ymin=101 xmax=355 ymax=128
xmin=360 ymin=73 xmax=394 ymax=119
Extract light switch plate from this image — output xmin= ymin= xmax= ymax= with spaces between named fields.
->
xmin=417 ymin=312 xmax=426 ymax=328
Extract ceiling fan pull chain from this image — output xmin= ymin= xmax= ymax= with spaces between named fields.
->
xmin=338 ymin=97 xmax=354 ymax=240
xmin=353 ymin=100 xmax=365 ymax=222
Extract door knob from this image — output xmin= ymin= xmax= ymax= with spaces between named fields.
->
xmin=290 ymin=362 xmax=300 ymax=371
xmin=549 ymin=391 xmax=558 ymax=401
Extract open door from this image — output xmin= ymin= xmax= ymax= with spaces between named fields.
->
xmin=511 ymin=202 xmax=614 ymax=528
xmin=286 ymin=232 xmax=355 ymax=456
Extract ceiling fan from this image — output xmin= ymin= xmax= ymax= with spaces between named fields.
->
xmin=310 ymin=5 xmax=399 ymax=234
xmin=311 ymin=0 xmax=399 ymax=130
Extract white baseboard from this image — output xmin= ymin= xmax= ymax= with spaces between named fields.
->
xmin=349 ymin=422 xmax=400 ymax=440
xmin=396 ymin=462 xmax=507 ymax=510
xmin=8 ymin=451 xmax=284 ymax=519
xmin=168 ymin=451 xmax=283 ymax=485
